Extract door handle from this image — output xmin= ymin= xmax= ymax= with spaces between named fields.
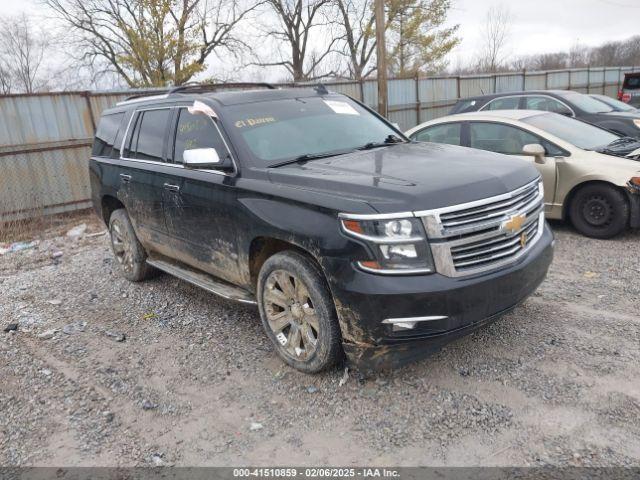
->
xmin=120 ymin=174 xmax=132 ymax=183
xmin=163 ymin=183 xmax=180 ymax=193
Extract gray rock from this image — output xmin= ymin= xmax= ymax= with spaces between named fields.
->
xmin=63 ymin=322 xmax=86 ymax=335
xmin=105 ymin=331 xmax=126 ymax=342
xmin=141 ymin=400 xmax=158 ymax=411
xmin=3 ymin=323 xmax=18 ymax=333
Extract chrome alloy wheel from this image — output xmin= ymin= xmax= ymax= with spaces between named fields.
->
xmin=263 ymin=270 xmax=319 ymax=361
xmin=110 ymin=219 xmax=135 ymax=274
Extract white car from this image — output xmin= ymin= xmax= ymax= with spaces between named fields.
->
xmin=406 ymin=110 xmax=640 ymax=238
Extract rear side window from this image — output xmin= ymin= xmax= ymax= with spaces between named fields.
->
xmin=124 ymin=109 xmax=171 ymax=161
xmin=172 ymin=109 xmax=229 ymax=163
xmin=484 ymin=97 xmax=520 ymax=111
xmin=411 ymin=123 xmax=461 ymax=145
xmin=92 ymin=113 xmax=124 ymax=157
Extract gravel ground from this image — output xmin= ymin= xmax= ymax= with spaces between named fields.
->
xmin=0 ymin=214 xmax=639 ymax=467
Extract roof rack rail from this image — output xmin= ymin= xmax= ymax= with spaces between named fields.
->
xmin=168 ymin=82 xmax=277 ymax=95
xmin=123 ymin=82 xmax=277 ymax=102
xmin=124 ymin=89 xmax=169 ymax=101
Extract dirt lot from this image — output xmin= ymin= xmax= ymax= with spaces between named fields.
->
xmin=1 ymin=213 xmax=639 ymax=467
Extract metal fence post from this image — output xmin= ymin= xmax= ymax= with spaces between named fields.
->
xmin=415 ymin=72 xmax=421 ymax=125
xmin=82 ymin=91 xmax=97 ymax=133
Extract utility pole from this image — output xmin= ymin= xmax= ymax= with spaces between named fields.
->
xmin=375 ymin=0 xmax=388 ymax=117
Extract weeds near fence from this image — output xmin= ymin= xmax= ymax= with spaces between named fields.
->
xmin=0 ymin=209 xmax=100 ymax=243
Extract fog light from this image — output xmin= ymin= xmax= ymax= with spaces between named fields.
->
xmin=380 ymin=244 xmax=418 ymax=259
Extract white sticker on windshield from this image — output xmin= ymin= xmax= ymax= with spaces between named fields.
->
xmin=324 ymin=100 xmax=359 ymax=115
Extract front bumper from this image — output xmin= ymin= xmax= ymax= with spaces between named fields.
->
xmin=627 ymin=183 xmax=640 ymax=229
xmin=325 ymin=223 xmax=555 ymax=370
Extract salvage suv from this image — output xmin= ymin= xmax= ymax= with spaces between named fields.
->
xmin=90 ymin=84 xmax=554 ymax=373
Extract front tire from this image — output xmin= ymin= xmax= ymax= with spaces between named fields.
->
xmin=569 ymin=184 xmax=629 ymax=239
xmin=257 ymin=251 xmax=343 ymax=373
xmin=108 ymin=209 xmax=156 ymax=282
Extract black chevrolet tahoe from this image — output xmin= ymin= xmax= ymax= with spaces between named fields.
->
xmin=90 ymin=84 xmax=554 ymax=373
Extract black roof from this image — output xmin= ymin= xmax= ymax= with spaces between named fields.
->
xmin=204 ymin=87 xmax=330 ymax=106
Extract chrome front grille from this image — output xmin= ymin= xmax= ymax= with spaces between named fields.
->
xmin=451 ymin=217 xmax=539 ymax=272
xmin=439 ymin=181 xmax=540 ymax=235
xmin=417 ymin=179 xmax=545 ymax=277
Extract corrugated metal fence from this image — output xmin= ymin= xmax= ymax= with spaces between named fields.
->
xmin=1 ymin=66 xmax=639 ymax=221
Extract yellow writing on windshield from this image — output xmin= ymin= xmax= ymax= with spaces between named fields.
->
xmin=235 ymin=117 xmax=276 ymax=128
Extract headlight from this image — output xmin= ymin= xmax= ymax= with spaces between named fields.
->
xmin=634 ymin=119 xmax=640 ymax=129
xmin=340 ymin=216 xmax=434 ymax=274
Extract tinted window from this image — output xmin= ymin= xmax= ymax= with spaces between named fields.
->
xmin=173 ymin=109 xmax=229 ymax=163
xmin=523 ymin=96 xmax=572 ymax=115
xmin=412 ymin=123 xmax=461 ymax=145
xmin=92 ymin=113 xmax=124 ymax=157
xmin=122 ymin=113 xmax=141 ymax=159
xmin=624 ymin=76 xmax=640 ymax=89
xmin=223 ymin=96 xmax=400 ymax=166
xmin=523 ymin=112 xmax=619 ymax=150
xmin=485 ymin=97 xmax=520 ymax=110
xmin=451 ymin=99 xmax=478 ymax=113
xmin=470 ymin=122 xmax=543 ymax=155
xmin=133 ymin=109 xmax=171 ymax=161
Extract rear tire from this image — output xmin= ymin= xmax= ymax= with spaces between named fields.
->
xmin=257 ymin=251 xmax=343 ymax=373
xmin=569 ymin=184 xmax=629 ymax=239
xmin=108 ymin=209 xmax=156 ymax=282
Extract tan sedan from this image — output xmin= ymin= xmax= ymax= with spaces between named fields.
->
xmin=406 ymin=110 xmax=640 ymax=238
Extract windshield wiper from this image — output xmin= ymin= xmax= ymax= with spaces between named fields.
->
xmin=357 ymin=134 xmax=406 ymax=151
xmin=267 ymin=150 xmax=351 ymax=168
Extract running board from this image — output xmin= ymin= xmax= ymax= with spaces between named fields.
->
xmin=146 ymin=257 xmax=256 ymax=305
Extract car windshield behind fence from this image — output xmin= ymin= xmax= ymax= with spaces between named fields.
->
xmin=523 ymin=113 xmax=619 ymax=150
xmin=223 ymin=96 xmax=399 ymax=166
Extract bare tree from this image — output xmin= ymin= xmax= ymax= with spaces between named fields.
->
xmin=476 ymin=5 xmax=512 ymax=73
xmin=0 ymin=14 xmax=48 ymax=93
xmin=332 ymin=0 xmax=377 ymax=80
xmin=568 ymin=42 xmax=589 ymax=68
xmin=0 ymin=61 xmax=11 ymax=94
xmin=45 ymin=0 xmax=260 ymax=87
xmin=258 ymin=0 xmax=338 ymax=82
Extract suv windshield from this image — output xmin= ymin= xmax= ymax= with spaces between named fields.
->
xmin=523 ymin=112 xmax=619 ymax=150
xmin=561 ymin=93 xmax=613 ymax=113
xmin=222 ymin=96 xmax=401 ymax=166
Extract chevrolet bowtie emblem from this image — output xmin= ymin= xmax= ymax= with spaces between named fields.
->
xmin=520 ymin=232 xmax=528 ymax=248
xmin=503 ymin=214 xmax=526 ymax=234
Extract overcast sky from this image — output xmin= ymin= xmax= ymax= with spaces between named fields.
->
xmin=447 ymin=0 xmax=640 ymax=67
xmin=2 ymin=0 xmax=639 ymax=81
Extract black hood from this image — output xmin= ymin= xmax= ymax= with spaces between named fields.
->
xmin=267 ymin=142 xmax=540 ymax=213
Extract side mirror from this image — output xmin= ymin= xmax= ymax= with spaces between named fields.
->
xmin=183 ymin=148 xmax=221 ymax=169
xmin=522 ymin=143 xmax=547 ymax=164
